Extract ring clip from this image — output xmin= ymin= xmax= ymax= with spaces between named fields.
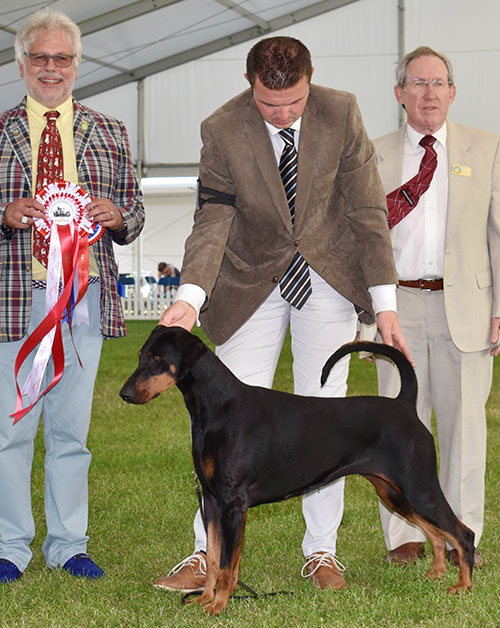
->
xmin=21 ymin=216 xmax=28 ymax=224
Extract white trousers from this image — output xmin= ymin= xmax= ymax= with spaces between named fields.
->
xmin=377 ymin=287 xmax=491 ymax=550
xmin=193 ymin=269 xmax=357 ymax=557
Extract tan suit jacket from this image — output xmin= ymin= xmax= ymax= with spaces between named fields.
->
xmin=181 ymin=85 xmax=397 ymax=345
xmin=374 ymin=121 xmax=500 ymax=353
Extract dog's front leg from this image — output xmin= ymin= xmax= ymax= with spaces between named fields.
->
xmin=204 ymin=509 xmax=248 ymax=615
xmin=188 ymin=497 xmax=221 ymax=608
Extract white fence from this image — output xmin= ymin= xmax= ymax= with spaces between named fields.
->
xmin=120 ymin=281 xmax=177 ymax=320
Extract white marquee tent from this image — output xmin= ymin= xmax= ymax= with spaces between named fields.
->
xmin=1 ymin=0 xmax=499 ymax=278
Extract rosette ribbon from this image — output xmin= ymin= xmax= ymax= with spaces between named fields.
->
xmin=11 ymin=181 xmax=104 ymax=424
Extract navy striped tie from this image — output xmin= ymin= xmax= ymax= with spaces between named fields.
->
xmin=278 ymin=128 xmax=312 ymax=309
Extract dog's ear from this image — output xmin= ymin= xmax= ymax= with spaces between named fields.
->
xmin=170 ymin=327 xmax=207 ymax=377
xmin=152 ymin=326 xmax=207 ymax=381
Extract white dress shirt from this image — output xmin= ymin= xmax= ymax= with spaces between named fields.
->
xmin=394 ymin=123 xmax=449 ymax=280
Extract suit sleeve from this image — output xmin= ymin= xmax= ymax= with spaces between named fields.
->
xmin=338 ymin=97 xmax=396 ymax=288
xmin=109 ymin=120 xmax=145 ymax=246
xmin=179 ymin=119 xmax=237 ymax=299
xmin=489 ymin=136 xmax=500 ymax=317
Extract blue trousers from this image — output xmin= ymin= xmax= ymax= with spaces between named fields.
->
xmin=0 ymin=284 xmax=103 ymax=571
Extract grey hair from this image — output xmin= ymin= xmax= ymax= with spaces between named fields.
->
xmin=15 ymin=7 xmax=82 ymax=67
xmin=395 ymin=46 xmax=454 ymax=87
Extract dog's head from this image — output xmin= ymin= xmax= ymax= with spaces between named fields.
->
xmin=119 ymin=325 xmax=205 ymax=404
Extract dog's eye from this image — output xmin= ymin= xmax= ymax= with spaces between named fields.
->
xmin=152 ymin=355 xmax=161 ymax=362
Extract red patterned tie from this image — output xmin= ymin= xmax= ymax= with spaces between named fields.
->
xmin=34 ymin=110 xmax=63 ymax=266
xmin=386 ymin=135 xmax=437 ymax=229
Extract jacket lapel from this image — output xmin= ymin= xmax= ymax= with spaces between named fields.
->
xmin=72 ymin=101 xmax=95 ymax=174
xmin=6 ymin=102 xmax=33 ymax=191
xmin=446 ymin=121 xmax=472 ymax=243
xmin=293 ymin=97 xmax=317 ymax=235
xmin=376 ymin=126 xmax=405 ymax=242
xmin=245 ymin=99 xmax=294 ymax=234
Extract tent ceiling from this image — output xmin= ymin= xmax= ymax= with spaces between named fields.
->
xmin=0 ymin=0 xmax=358 ymax=111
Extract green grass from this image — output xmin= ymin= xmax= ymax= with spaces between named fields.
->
xmin=1 ymin=320 xmax=499 ymax=627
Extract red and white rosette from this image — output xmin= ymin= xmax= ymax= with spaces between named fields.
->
xmin=12 ymin=181 xmax=105 ymax=424
xmin=34 ymin=180 xmax=104 ymax=245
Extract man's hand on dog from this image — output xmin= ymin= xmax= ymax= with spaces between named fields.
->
xmin=376 ymin=311 xmax=415 ymax=368
xmin=159 ymin=300 xmax=197 ymax=331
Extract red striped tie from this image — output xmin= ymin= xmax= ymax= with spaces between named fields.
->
xmin=34 ymin=110 xmax=64 ymax=266
xmin=386 ymin=135 xmax=437 ymax=229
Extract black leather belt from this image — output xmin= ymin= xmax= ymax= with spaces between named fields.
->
xmin=398 ymin=279 xmax=443 ymax=291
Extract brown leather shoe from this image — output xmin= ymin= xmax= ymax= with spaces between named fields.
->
xmin=385 ymin=542 xmax=425 ymax=565
xmin=302 ymin=552 xmax=347 ymax=590
xmin=447 ymin=549 xmax=484 ymax=568
xmin=153 ymin=551 xmax=206 ymax=592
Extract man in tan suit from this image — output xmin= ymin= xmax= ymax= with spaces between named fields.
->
xmin=156 ymin=36 xmax=410 ymax=592
xmin=371 ymin=46 xmax=500 ymax=567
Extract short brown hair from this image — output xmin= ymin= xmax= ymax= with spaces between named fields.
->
xmin=246 ymin=37 xmax=312 ymax=89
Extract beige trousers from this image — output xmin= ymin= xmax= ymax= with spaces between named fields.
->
xmin=376 ymin=287 xmax=492 ymax=550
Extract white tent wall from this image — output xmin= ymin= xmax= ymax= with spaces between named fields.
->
xmin=77 ymin=0 xmax=500 ymax=279
xmin=143 ymin=0 xmax=399 ymax=167
xmin=114 ymin=190 xmax=195 ymax=276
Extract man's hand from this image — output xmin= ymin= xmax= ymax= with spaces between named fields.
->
xmin=3 ymin=198 xmax=45 ymax=230
xmin=376 ymin=310 xmax=414 ymax=367
xmin=86 ymin=198 xmax=125 ymax=231
xmin=490 ymin=317 xmax=500 ymax=357
xmin=159 ymin=300 xmax=196 ymax=332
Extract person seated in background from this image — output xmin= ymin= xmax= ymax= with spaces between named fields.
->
xmin=158 ymin=261 xmax=180 ymax=281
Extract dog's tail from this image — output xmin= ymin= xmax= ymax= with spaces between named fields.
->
xmin=320 ymin=341 xmax=417 ymax=404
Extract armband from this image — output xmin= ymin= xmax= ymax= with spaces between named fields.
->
xmin=197 ymin=178 xmax=236 ymax=209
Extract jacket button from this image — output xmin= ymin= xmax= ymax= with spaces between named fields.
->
xmin=272 ymin=275 xmax=279 ymax=283
xmin=294 ymin=239 xmax=300 ymax=247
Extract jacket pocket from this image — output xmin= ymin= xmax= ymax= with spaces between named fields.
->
xmin=476 ymin=268 xmax=492 ymax=288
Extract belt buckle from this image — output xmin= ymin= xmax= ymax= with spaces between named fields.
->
xmin=419 ymin=278 xmax=432 ymax=291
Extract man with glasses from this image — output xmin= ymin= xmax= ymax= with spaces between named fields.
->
xmin=364 ymin=46 xmax=500 ymax=567
xmin=0 ymin=8 xmax=144 ymax=582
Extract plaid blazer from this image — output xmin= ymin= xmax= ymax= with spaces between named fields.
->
xmin=0 ymin=98 xmax=144 ymax=341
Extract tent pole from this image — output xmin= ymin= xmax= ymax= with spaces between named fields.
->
xmin=135 ymin=78 xmax=145 ymax=315
xmin=397 ymin=0 xmax=406 ymax=128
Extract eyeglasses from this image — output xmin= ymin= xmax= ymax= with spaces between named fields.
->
xmin=405 ymin=78 xmax=453 ymax=90
xmin=24 ymin=52 xmax=76 ymax=67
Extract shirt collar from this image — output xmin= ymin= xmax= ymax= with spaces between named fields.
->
xmin=26 ymin=95 xmax=73 ymax=121
xmin=265 ymin=116 xmax=302 ymax=137
xmin=406 ymin=121 xmax=447 ymax=151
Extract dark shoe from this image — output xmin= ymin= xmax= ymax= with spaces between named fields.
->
xmin=385 ymin=542 xmax=425 ymax=565
xmin=0 ymin=559 xmax=22 ymax=583
xmin=447 ymin=549 xmax=484 ymax=568
xmin=302 ymin=551 xmax=347 ymax=590
xmin=154 ymin=551 xmax=206 ymax=592
xmin=62 ymin=554 xmax=104 ymax=579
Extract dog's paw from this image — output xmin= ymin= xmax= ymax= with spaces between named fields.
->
xmin=447 ymin=581 xmax=472 ymax=594
xmin=425 ymin=566 xmax=446 ymax=580
xmin=203 ymin=600 xmax=227 ymax=615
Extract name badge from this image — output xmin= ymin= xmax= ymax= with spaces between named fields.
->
xmin=452 ymin=164 xmax=471 ymax=177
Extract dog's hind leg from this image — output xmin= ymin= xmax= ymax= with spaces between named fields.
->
xmin=364 ymin=474 xmax=473 ymax=592
xmin=204 ymin=507 xmax=248 ymax=616
xmin=363 ymin=474 xmax=447 ymax=578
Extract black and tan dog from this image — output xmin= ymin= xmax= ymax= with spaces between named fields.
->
xmin=120 ymin=326 xmax=474 ymax=615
